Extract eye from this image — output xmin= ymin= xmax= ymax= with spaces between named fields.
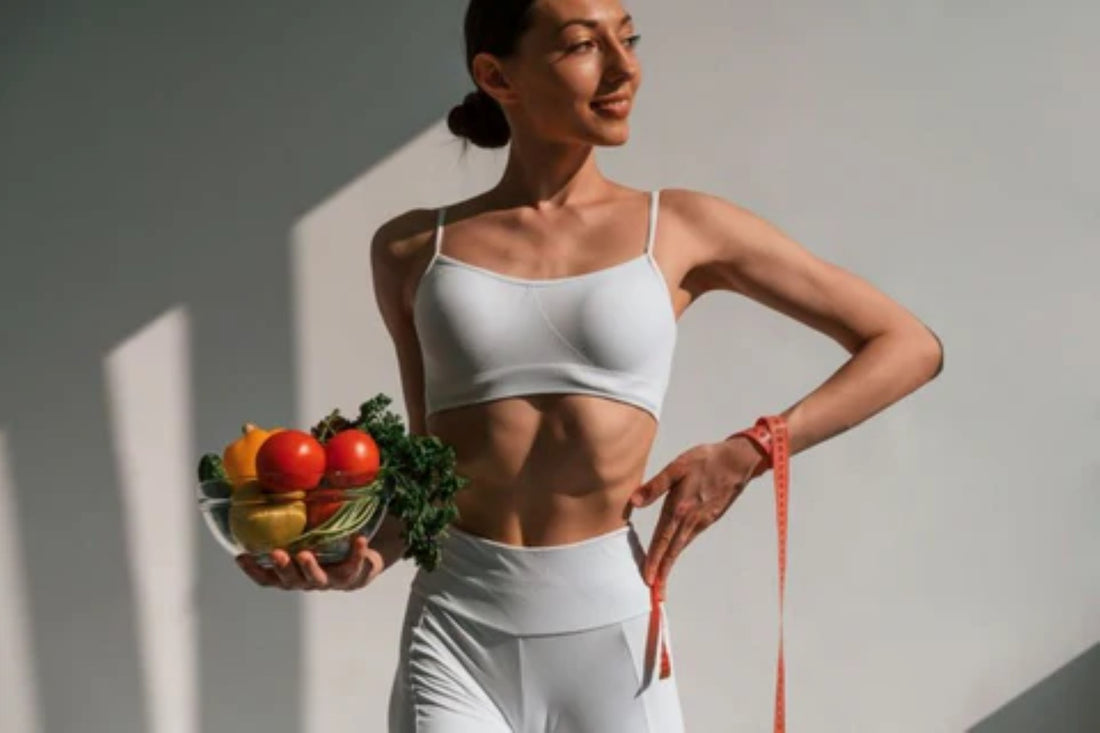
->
xmin=567 ymin=33 xmax=641 ymax=54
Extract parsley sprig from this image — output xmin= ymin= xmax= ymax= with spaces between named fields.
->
xmin=309 ymin=393 xmax=469 ymax=572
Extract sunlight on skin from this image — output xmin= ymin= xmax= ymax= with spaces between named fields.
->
xmin=105 ymin=306 xmax=198 ymax=733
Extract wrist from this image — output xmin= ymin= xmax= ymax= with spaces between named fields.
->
xmin=727 ymin=433 xmax=770 ymax=465
xmin=725 ymin=416 xmax=786 ymax=479
xmin=719 ymin=435 xmax=769 ymax=482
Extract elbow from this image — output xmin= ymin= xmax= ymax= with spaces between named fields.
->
xmin=921 ymin=328 xmax=944 ymax=381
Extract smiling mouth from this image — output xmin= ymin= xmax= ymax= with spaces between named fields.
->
xmin=590 ymin=96 xmax=632 ymax=118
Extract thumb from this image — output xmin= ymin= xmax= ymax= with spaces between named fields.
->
xmin=363 ymin=548 xmax=386 ymax=583
xmin=359 ymin=536 xmax=386 ymax=581
xmin=631 ymin=473 xmax=667 ymax=507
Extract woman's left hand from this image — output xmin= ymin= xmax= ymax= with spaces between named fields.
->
xmin=629 ymin=437 xmax=766 ymax=597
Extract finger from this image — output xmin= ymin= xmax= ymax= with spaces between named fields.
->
xmin=632 ymin=473 xmax=669 ymax=508
xmin=656 ymin=516 xmax=699 ymax=591
xmin=236 ymin=554 xmax=278 ymax=587
xmin=645 ymin=501 xmax=683 ymax=585
xmin=271 ymin=549 xmax=308 ymax=589
xmin=633 ymin=459 xmax=689 ymax=508
xmin=357 ymin=547 xmax=385 ymax=588
xmin=347 ymin=537 xmax=387 ymax=589
xmin=295 ymin=551 xmax=328 ymax=588
xmin=327 ymin=537 xmax=369 ymax=588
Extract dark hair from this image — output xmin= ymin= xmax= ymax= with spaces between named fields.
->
xmin=447 ymin=0 xmax=537 ymax=149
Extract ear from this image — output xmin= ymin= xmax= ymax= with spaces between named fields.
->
xmin=472 ymin=53 xmax=516 ymax=105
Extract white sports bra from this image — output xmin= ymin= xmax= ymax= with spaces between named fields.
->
xmin=412 ymin=189 xmax=677 ymax=421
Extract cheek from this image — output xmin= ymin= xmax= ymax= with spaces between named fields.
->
xmin=561 ymin=58 xmax=604 ymax=95
xmin=515 ymin=61 xmax=605 ymax=128
xmin=525 ymin=80 xmax=590 ymax=124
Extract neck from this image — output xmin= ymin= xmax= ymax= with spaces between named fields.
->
xmin=492 ymin=131 xmax=614 ymax=212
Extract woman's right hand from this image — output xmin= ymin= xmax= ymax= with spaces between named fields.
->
xmin=235 ymin=534 xmax=386 ymax=591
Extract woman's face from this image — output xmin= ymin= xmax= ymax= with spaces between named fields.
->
xmin=486 ymin=0 xmax=643 ymax=147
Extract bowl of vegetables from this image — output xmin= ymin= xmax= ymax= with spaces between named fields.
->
xmin=196 ymin=394 xmax=471 ymax=572
xmin=197 ymin=423 xmax=391 ymax=567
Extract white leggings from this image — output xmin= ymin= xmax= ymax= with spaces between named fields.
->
xmin=387 ymin=522 xmax=686 ymax=732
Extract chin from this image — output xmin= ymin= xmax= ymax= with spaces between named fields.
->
xmin=583 ymin=123 xmax=631 ymax=147
xmin=598 ymin=131 xmax=631 ymax=147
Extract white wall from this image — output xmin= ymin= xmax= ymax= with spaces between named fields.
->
xmin=2 ymin=1 xmax=1096 ymax=732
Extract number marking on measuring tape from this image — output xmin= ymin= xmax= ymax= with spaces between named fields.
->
xmin=731 ymin=416 xmax=790 ymax=733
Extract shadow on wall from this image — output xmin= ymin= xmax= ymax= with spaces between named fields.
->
xmin=968 ymin=643 xmax=1100 ymax=733
xmin=3 ymin=2 xmax=1098 ymax=733
xmin=0 ymin=2 xmax=466 ymax=732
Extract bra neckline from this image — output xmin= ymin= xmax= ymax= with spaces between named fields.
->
xmin=432 ymin=251 xmax=651 ymax=287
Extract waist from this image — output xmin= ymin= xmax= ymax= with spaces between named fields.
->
xmin=409 ymin=521 xmax=654 ymax=634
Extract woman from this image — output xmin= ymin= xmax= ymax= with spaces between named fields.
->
xmin=237 ymin=0 xmax=944 ymax=730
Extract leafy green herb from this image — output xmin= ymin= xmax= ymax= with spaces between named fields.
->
xmin=198 ymin=453 xmax=228 ymax=482
xmin=310 ymin=393 xmax=469 ymax=571
xmin=197 ymin=453 xmax=232 ymax=498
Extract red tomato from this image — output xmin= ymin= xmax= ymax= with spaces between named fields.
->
xmin=256 ymin=430 xmax=325 ymax=493
xmin=323 ymin=429 xmax=381 ymax=488
xmin=306 ymin=488 xmax=345 ymax=529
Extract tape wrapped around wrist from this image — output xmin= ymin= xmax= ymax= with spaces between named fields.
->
xmin=728 ymin=419 xmax=776 ymax=478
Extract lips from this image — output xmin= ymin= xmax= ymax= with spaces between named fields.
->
xmin=590 ymin=95 xmax=632 ymax=119
xmin=590 ymin=94 xmax=631 ymax=107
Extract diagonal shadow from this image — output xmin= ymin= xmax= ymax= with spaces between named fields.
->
xmin=967 ymin=642 xmax=1100 ymax=733
xmin=0 ymin=1 xmax=468 ymax=731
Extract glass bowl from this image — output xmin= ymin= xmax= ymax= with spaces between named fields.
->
xmin=197 ymin=473 xmax=391 ymax=568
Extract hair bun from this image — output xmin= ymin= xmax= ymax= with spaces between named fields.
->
xmin=447 ymin=88 xmax=511 ymax=149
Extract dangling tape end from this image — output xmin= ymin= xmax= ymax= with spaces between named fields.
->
xmin=659 ymin=641 xmax=672 ymax=678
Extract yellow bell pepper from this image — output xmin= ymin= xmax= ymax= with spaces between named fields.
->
xmin=222 ymin=423 xmax=284 ymax=487
xmin=229 ymin=481 xmax=307 ymax=553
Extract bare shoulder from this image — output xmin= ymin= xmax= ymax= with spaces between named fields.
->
xmin=651 ymin=186 xmax=758 ymax=293
xmin=370 ymin=207 xmax=440 ymax=312
xmin=657 ymin=185 xmax=820 ymax=295
xmin=371 ymin=207 xmax=439 ymax=272
xmin=657 ymin=187 xmax=761 ymax=258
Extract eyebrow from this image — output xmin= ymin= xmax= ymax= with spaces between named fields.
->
xmin=557 ymin=13 xmax=633 ymax=33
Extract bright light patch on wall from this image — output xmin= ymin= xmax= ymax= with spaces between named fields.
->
xmin=104 ymin=306 xmax=197 ymax=733
xmin=291 ymin=121 xmax=503 ymax=732
xmin=0 ymin=430 xmax=44 ymax=733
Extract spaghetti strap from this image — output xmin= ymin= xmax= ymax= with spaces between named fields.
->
xmin=434 ymin=206 xmax=446 ymax=256
xmin=645 ymin=189 xmax=660 ymax=256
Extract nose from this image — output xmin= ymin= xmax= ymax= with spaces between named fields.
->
xmin=604 ymin=36 xmax=640 ymax=83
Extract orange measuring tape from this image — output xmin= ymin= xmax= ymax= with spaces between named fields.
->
xmin=644 ymin=415 xmax=790 ymax=732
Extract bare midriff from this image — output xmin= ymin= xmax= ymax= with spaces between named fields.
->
xmin=425 ymin=393 xmax=659 ymax=548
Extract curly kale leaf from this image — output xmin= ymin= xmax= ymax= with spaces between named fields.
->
xmin=309 ymin=393 xmax=469 ymax=571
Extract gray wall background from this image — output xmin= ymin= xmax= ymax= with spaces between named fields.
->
xmin=1 ymin=1 xmax=1097 ymax=732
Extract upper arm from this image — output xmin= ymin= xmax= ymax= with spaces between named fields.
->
xmin=370 ymin=209 xmax=436 ymax=437
xmin=673 ymin=188 xmax=940 ymax=356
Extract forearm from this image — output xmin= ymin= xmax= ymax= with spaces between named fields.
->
xmin=767 ymin=327 xmax=942 ymax=458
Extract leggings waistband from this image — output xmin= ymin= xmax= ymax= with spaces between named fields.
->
xmin=409 ymin=521 xmax=654 ymax=635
